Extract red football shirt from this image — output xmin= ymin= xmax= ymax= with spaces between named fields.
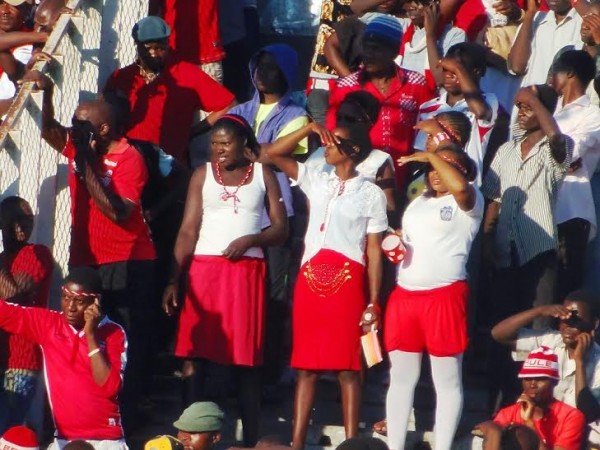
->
xmin=63 ymin=137 xmax=156 ymax=267
xmin=0 ymin=244 xmax=53 ymax=371
xmin=326 ymin=67 xmax=435 ymax=189
xmin=104 ymin=57 xmax=235 ymax=165
xmin=163 ymin=0 xmax=225 ymax=65
xmin=0 ymin=300 xmax=127 ymax=440
xmin=494 ymin=400 xmax=585 ymax=450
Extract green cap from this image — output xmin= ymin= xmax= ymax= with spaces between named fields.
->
xmin=132 ymin=16 xmax=171 ymax=43
xmin=173 ymin=402 xmax=225 ymax=433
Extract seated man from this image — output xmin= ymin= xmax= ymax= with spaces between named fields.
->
xmin=476 ymin=346 xmax=585 ymax=450
xmin=0 ymin=268 xmax=127 ymax=449
xmin=492 ymin=290 xmax=600 ymax=424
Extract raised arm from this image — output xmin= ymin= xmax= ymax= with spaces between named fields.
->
xmin=424 ymin=4 xmax=445 ymax=87
xmin=515 ymin=86 xmax=568 ymax=163
xmin=350 ymin=0 xmax=388 ymax=15
xmin=397 ymin=151 xmax=477 ymax=211
xmin=507 ymin=0 xmax=538 ymax=75
xmin=72 ymin=142 xmax=137 ymax=223
xmin=266 ymin=122 xmax=339 ymax=180
xmin=491 ymin=305 xmax=571 ymax=347
xmin=0 ymin=32 xmax=48 ymax=52
xmin=324 ymin=32 xmax=352 ymax=78
xmin=20 ymin=70 xmax=67 ymax=151
xmin=439 ymin=57 xmax=492 ymax=121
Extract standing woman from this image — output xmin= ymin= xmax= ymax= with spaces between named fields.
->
xmin=267 ymin=122 xmax=388 ymax=449
xmin=162 ymin=114 xmax=288 ymax=446
xmin=385 ymin=147 xmax=483 ymax=450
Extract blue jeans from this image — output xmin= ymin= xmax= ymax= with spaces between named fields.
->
xmin=0 ymin=368 xmax=39 ymax=433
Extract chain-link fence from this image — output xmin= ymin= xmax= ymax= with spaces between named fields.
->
xmin=0 ymin=0 xmax=148 ymax=306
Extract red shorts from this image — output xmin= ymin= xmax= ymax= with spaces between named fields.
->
xmin=384 ymin=281 xmax=468 ymax=357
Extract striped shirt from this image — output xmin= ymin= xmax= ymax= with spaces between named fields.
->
xmin=481 ymin=127 xmax=572 ymax=268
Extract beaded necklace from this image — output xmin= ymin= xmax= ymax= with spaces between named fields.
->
xmin=214 ymin=162 xmax=253 ymax=214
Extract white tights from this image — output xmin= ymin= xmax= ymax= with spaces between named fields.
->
xmin=386 ymin=350 xmax=464 ymax=450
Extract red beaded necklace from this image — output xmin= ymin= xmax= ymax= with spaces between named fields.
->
xmin=214 ymin=162 xmax=254 ymax=214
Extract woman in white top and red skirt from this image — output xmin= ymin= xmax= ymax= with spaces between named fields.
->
xmin=385 ymin=145 xmax=484 ymax=450
xmin=267 ymin=121 xmax=388 ymax=450
xmin=162 ymin=115 xmax=287 ymax=446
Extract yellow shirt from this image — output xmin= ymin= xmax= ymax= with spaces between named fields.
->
xmin=254 ymin=103 xmax=309 ymax=155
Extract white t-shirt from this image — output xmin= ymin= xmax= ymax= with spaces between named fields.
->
xmin=293 ymin=162 xmax=388 ymax=265
xmin=514 ymin=9 xmax=583 ymax=88
xmin=414 ymin=91 xmax=499 ymax=186
xmin=305 ymin=147 xmax=394 ymax=182
xmin=554 ymin=95 xmax=600 ymax=239
xmin=0 ymin=44 xmax=32 ymax=100
xmin=397 ymin=189 xmax=484 ymax=290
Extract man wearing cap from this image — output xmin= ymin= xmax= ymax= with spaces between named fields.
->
xmin=173 ymin=402 xmax=224 ymax=450
xmin=476 ymin=346 xmax=585 ymax=450
xmin=104 ymin=16 xmax=236 ymax=168
xmin=326 ymin=14 xmax=436 ymax=194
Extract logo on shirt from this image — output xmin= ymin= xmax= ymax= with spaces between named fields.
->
xmin=440 ymin=206 xmax=453 ymax=221
xmin=99 ymin=170 xmax=113 ymax=187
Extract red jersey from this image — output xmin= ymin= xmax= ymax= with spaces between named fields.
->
xmin=326 ymin=67 xmax=435 ymax=188
xmin=163 ymin=0 xmax=225 ymax=65
xmin=63 ymin=138 xmax=156 ymax=267
xmin=104 ymin=57 xmax=235 ymax=165
xmin=494 ymin=400 xmax=585 ymax=450
xmin=0 ymin=244 xmax=53 ymax=371
xmin=0 ymin=300 xmax=127 ymax=440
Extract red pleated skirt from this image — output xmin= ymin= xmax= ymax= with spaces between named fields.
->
xmin=291 ymin=249 xmax=366 ymax=371
xmin=175 ymin=255 xmax=266 ymax=366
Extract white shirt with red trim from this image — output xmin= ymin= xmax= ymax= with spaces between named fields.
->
xmin=414 ymin=91 xmax=499 ymax=186
xmin=0 ymin=299 xmax=127 ymax=441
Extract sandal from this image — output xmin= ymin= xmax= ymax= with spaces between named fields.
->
xmin=373 ymin=419 xmax=387 ymax=436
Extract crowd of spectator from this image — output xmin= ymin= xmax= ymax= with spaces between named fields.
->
xmin=2 ymin=0 xmax=600 ymax=449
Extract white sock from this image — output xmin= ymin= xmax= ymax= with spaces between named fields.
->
xmin=430 ymin=354 xmax=464 ymax=450
xmin=386 ymin=350 xmax=422 ymax=450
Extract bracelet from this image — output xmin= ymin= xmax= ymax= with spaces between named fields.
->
xmin=432 ymin=132 xmax=451 ymax=146
xmin=88 ymin=348 xmax=101 ymax=358
xmin=366 ymin=303 xmax=381 ymax=314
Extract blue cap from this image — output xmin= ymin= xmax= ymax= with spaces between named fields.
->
xmin=132 ymin=16 xmax=171 ymax=43
xmin=363 ymin=15 xmax=403 ymax=51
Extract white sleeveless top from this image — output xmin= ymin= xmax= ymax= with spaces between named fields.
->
xmin=194 ymin=162 xmax=266 ymax=258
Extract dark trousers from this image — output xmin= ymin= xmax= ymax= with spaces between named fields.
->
xmin=96 ymin=259 xmax=157 ymax=430
xmin=489 ymin=249 xmax=558 ymax=407
xmin=557 ymin=218 xmax=591 ymax=301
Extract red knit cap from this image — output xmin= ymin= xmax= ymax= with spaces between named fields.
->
xmin=0 ymin=426 xmax=39 ymax=450
xmin=518 ymin=346 xmax=560 ymax=380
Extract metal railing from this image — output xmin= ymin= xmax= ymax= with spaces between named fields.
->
xmin=0 ymin=0 xmax=148 ymax=304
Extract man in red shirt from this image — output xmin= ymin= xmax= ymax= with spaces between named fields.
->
xmin=475 ymin=346 xmax=585 ymax=450
xmin=0 ymin=267 xmax=127 ymax=449
xmin=24 ymin=69 xmax=157 ymax=431
xmin=326 ymin=15 xmax=435 ymax=193
xmin=0 ymin=196 xmax=53 ymax=432
xmin=104 ymin=16 xmax=235 ymax=167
